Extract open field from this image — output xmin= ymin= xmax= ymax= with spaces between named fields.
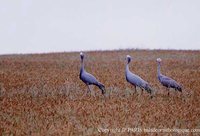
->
xmin=0 ymin=50 xmax=200 ymax=135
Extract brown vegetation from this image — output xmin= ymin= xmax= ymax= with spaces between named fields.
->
xmin=0 ymin=50 xmax=200 ymax=135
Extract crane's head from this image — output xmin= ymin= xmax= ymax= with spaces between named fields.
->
xmin=80 ymin=52 xmax=84 ymax=60
xmin=126 ymin=55 xmax=132 ymax=63
xmin=156 ymin=58 xmax=162 ymax=63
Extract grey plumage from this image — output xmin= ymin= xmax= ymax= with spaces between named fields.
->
xmin=79 ymin=52 xmax=105 ymax=95
xmin=156 ymin=58 xmax=182 ymax=94
xmin=125 ymin=55 xmax=154 ymax=96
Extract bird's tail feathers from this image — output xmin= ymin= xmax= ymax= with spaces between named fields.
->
xmin=145 ymin=85 xmax=155 ymax=95
xmin=177 ymin=86 xmax=182 ymax=92
xmin=97 ymin=82 xmax=106 ymax=94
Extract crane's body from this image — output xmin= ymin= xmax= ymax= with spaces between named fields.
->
xmin=126 ymin=66 xmax=148 ymax=89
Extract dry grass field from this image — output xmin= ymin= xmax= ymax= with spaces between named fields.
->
xmin=0 ymin=49 xmax=200 ymax=135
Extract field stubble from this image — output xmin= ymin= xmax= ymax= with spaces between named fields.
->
xmin=0 ymin=50 xmax=200 ymax=135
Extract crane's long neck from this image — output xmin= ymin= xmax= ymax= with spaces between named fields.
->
xmin=80 ymin=58 xmax=85 ymax=74
xmin=157 ymin=62 xmax=161 ymax=76
xmin=126 ymin=62 xmax=130 ymax=74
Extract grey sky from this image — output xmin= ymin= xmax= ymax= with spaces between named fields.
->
xmin=0 ymin=0 xmax=200 ymax=54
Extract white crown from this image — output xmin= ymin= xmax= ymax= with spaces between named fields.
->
xmin=156 ymin=58 xmax=162 ymax=62
xmin=126 ymin=55 xmax=131 ymax=58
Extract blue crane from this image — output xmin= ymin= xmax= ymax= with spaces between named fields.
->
xmin=156 ymin=58 xmax=182 ymax=95
xmin=79 ymin=52 xmax=106 ymax=96
xmin=125 ymin=55 xmax=154 ymax=97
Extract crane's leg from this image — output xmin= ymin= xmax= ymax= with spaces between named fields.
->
xmin=81 ymin=85 xmax=91 ymax=98
xmin=82 ymin=85 xmax=91 ymax=97
xmin=175 ymin=89 xmax=182 ymax=98
xmin=167 ymin=88 xmax=170 ymax=96
xmin=165 ymin=87 xmax=169 ymax=96
xmin=179 ymin=89 xmax=183 ymax=98
xmin=134 ymin=85 xmax=137 ymax=94
xmin=87 ymin=85 xmax=92 ymax=95
xmin=175 ymin=89 xmax=178 ymax=96
xmin=141 ymin=88 xmax=144 ymax=95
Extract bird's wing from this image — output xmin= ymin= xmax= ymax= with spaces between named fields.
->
xmin=127 ymin=71 xmax=148 ymax=88
xmin=81 ymin=71 xmax=98 ymax=84
xmin=160 ymin=74 xmax=180 ymax=88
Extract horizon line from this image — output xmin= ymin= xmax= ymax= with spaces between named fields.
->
xmin=0 ymin=48 xmax=199 ymax=56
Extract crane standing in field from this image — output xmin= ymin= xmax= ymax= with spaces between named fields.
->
xmin=79 ymin=52 xmax=106 ymax=96
xmin=156 ymin=58 xmax=182 ymax=95
xmin=125 ymin=55 xmax=154 ymax=97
